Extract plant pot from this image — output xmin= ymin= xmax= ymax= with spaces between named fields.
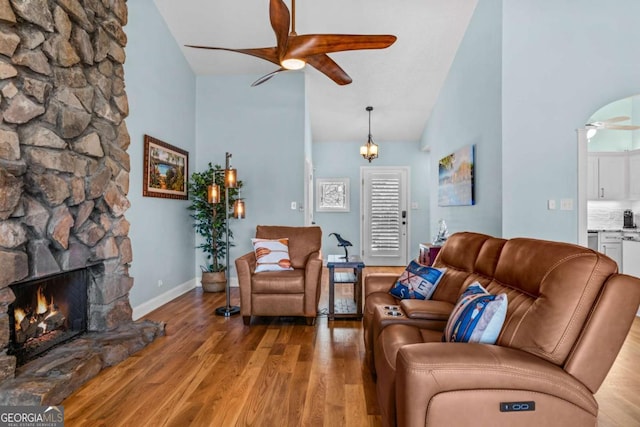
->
xmin=201 ymin=271 xmax=226 ymax=293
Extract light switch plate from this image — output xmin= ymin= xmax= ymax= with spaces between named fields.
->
xmin=560 ymin=199 xmax=573 ymax=211
xmin=290 ymin=201 xmax=297 ymax=210
xmin=548 ymin=199 xmax=556 ymax=210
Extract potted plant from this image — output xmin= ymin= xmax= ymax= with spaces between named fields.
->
xmin=187 ymin=163 xmax=243 ymax=292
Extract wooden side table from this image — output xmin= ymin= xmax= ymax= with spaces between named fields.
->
xmin=418 ymin=243 xmax=442 ymax=266
xmin=326 ymin=254 xmax=365 ymax=320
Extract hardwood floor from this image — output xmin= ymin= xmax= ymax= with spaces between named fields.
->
xmin=63 ymin=267 xmax=640 ymax=426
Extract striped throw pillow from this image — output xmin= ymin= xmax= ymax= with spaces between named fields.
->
xmin=252 ymin=238 xmax=294 ymax=273
xmin=443 ymin=282 xmax=507 ymax=344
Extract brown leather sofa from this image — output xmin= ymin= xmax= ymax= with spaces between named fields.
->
xmin=364 ymin=232 xmax=640 ymax=427
xmin=235 ymin=225 xmax=322 ymax=325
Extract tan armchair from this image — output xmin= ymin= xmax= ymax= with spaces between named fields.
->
xmin=235 ymin=225 xmax=322 ymax=325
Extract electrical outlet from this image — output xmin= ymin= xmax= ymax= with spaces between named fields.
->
xmin=157 ymin=280 xmax=163 ymax=287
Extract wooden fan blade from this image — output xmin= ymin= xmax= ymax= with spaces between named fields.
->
xmin=285 ymin=34 xmax=397 ymax=59
xmin=305 ymin=54 xmax=352 ymax=85
xmin=185 ymin=45 xmax=280 ymax=65
xmin=270 ymin=0 xmax=290 ymax=57
xmin=251 ymin=68 xmax=286 ymax=87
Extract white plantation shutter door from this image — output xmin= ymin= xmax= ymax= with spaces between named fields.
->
xmin=371 ymin=177 xmax=400 ymax=253
xmin=362 ymin=168 xmax=408 ymax=266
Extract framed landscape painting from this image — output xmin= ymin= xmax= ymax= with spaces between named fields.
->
xmin=143 ymin=135 xmax=189 ymax=200
xmin=438 ymin=144 xmax=475 ymax=206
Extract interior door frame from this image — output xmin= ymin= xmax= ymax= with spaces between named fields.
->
xmin=304 ymin=159 xmax=314 ymax=226
xmin=577 ymin=128 xmax=588 ymax=247
xmin=360 ymin=165 xmax=411 ymax=266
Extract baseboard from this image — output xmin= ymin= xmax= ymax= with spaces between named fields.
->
xmin=132 ymin=277 xmax=197 ymax=320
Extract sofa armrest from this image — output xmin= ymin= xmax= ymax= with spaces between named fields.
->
xmin=395 ymin=343 xmax=597 ymax=427
xmin=303 ymin=251 xmax=323 ymax=315
xmin=365 ymin=273 xmax=398 ymax=298
xmin=399 ymin=300 xmax=453 ymax=321
xmin=235 ymin=251 xmax=256 ymax=317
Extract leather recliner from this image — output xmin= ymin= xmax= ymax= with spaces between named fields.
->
xmin=363 ymin=232 xmax=506 ymax=373
xmin=365 ymin=232 xmax=640 ymax=427
xmin=235 ymin=225 xmax=322 ymax=325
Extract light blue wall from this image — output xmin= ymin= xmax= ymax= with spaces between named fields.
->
xmin=502 ymin=0 xmax=640 ymax=241
xmin=195 ymin=73 xmax=306 ymax=276
xmin=124 ymin=0 xmax=197 ymax=307
xmin=420 ymin=0 xmax=502 ymax=238
xmin=313 ymin=141 xmax=430 ymax=260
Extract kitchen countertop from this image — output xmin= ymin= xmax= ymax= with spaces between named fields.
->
xmin=588 ymin=228 xmax=640 ymax=232
xmin=588 ymin=229 xmax=640 ymax=242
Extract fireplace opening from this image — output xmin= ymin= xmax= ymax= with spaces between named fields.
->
xmin=8 ymin=268 xmax=89 ymax=366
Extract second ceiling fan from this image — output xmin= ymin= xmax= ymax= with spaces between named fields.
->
xmin=186 ymin=0 xmax=397 ymax=86
xmin=586 ymin=116 xmax=640 ymax=131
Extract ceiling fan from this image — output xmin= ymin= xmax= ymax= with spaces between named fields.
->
xmin=185 ymin=0 xmax=397 ymax=86
xmin=586 ymin=116 xmax=640 ymax=131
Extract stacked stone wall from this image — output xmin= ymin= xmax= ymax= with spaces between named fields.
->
xmin=0 ymin=0 xmax=133 ymax=382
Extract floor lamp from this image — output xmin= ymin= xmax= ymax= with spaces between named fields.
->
xmin=215 ymin=152 xmax=244 ymax=317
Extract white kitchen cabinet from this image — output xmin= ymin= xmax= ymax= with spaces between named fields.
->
xmin=628 ymin=153 xmax=640 ymax=200
xmin=595 ymin=154 xmax=627 ymax=200
xmin=623 ymin=240 xmax=640 ymax=278
xmin=587 ymin=156 xmax=600 ymax=200
xmin=599 ymin=231 xmax=622 ymax=269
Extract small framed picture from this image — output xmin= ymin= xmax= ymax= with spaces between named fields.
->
xmin=143 ymin=135 xmax=189 ymax=200
xmin=316 ymin=178 xmax=350 ymax=212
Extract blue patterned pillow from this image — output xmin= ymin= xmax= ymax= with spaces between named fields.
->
xmin=443 ymin=282 xmax=507 ymax=344
xmin=389 ymin=260 xmax=445 ymax=300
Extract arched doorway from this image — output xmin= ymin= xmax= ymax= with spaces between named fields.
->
xmin=578 ymin=94 xmax=640 ymax=265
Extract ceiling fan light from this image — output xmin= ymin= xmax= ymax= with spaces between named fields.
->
xmin=586 ymin=128 xmax=597 ymax=139
xmin=281 ymin=58 xmax=306 ymax=70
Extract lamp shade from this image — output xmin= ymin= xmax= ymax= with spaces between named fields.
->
xmin=225 ymin=168 xmax=237 ymax=188
xmin=207 ymin=184 xmax=220 ymax=204
xmin=233 ymin=199 xmax=245 ymax=219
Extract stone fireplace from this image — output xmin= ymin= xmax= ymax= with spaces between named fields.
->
xmin=0 ymin=0 xmax=163 ymax=404
xmin=9 ymin=267 xmax=89 ymax=365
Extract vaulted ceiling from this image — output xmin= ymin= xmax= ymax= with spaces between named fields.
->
xmin=154 ymin=0 xmax=478 ymax=143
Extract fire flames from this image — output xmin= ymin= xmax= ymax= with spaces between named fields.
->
xmin=13 ymin=286 xmax=65 ymax=344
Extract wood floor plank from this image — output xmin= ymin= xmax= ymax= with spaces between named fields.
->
xmin=203 ymin=348 xmax=271 ymax=427
xmin=62 ymin=268 xmax=640 ymax=426
xmin=345 ymin=384 xmax=370 ymax=427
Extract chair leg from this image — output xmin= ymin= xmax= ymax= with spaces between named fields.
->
xmin=305 ymin=317 xmax=316 ymax=326
xmin=243 ymin=316 xmax=251 ymax=326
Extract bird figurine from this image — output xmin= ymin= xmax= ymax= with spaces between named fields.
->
xmin=329 ymin=233 xmax=353 ymax=260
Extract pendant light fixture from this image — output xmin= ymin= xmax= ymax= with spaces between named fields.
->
xmin=360 ymin=106 xmax=379 ymax=162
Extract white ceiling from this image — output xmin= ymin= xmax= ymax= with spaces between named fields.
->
xmin=153 ymin=0 xmax=478 ymax=143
